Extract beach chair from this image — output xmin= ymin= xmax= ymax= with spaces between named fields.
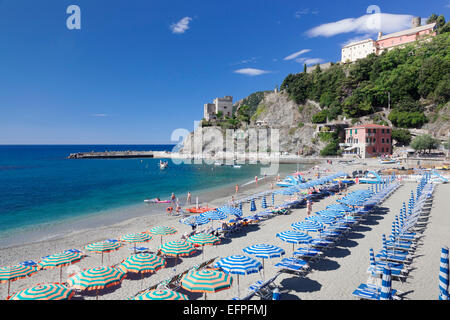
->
xmin=352 ymin=283 xmax=399 ymax=300
xmin=247 ymin=275 xmax=279 ymax=300
xmin=294 ymin=247 xmax=323 ymax=260
xmin=274 ymin=258 xmax=309 ymax=275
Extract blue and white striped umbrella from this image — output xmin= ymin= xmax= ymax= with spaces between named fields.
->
xmin=261 ymin=197 xmax=267 ymax=209
xmin=271 ymin=193 xmax=275 ymax=206
xmin=250 ymin=199 xmax=256 ymax=212
xmin=243 ymin=244 xmax=285 ymax=259
xmin=217 ymin=206 xmax=243 ymax=218
xmin=305 ymin=215 xmax=336 ymax=225
xmin=380 ymin=265 xmax=392 ymax=300
xmin=276 ymin=230 xmax=312 ymax=244
xmin=239 ymin=202 xmax=243 ymax=211
xmin=326 ymin=204 xmax=353 ymax=212
xmin=439 ymin=246 xmax=449 ymax=300
xmin=180 ymin=215 xmax=210 ymax=226
xmin=214 ymin=255 xmax=262 ymax=276
xmin=214 ymin=255 xmax=262 ymax=296
xmin=291 ymin=221 xmax=324 ymax=233
xmin=200 ymin=210 xmax=228 ymax=221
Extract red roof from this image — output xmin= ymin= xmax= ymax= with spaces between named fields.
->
xmin=347 ymin=124 xmax=391 ymax=130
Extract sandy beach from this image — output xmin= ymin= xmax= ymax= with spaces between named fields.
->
xmin=1 ymin=163 xmax=449 ymax=300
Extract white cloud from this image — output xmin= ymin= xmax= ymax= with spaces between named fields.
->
xmin=170 ymin=17 xmax=193 ymax=34
xmin=230 ymin=56 xmax=260 ymax=66
xmin=295 ymin=58 xmax=324 ymax=65
xmin=283 ymin=49 xmax=311 ymax=61
xmin=341 ymin=33 xmax=373 ymax=47
xmin=234 ymin=68 xmax=271 ymax=76
xmin=306 ymin=13 xmax=414 ymax=38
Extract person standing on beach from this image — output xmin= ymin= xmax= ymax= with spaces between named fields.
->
xmin=255 ymin=176 xmax=258 ymax=186
xmin=235 ymin=184 xmax=239 ymax=194
xmin=186 ymin=192 xmax=191 ymax=205
xmin=171 ymin=193 xmax=176 ymax=205
xmin=306 ymin=198 xmax=312 ymax=217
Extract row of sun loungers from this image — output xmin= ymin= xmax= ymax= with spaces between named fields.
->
xmin=353 ymin=174 xmax=436 ymax=300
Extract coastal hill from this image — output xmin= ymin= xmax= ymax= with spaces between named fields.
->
xmin=180 ymin=16 xmax=449 ymax=157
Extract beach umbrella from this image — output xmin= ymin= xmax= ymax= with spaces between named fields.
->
xmin=291 ymin=220 xmax=324 ymax=233
xmin=67 ymin=266 xmax=126 ymax=299
xmin=0 ymin=265 xmax=37 ymax=296
xmin=439 ymin=246 xmax=449 ymax=300
xmin=239 ymin=202 xmax=243 ymax=211
xmin=216 ymin=206 xmax=243 ymax=218
xmin=120 ymin=232 xmax=152 ymax=254
xmin=276 ymin=230 xmax=312 ymax=253
xmin=37 ymin=251 xmax=85 ymax=283
xmin=84 ymin=240 xmax=124 ymax=265
xmin=181 ymin=269 xmax=232 ymax=300
xmin=187 ymin=233 xmax=220 ymax=259
xmin=243 ymin=244 xmax=285 ymax=280
xmin=305 ymin=215 xmax=336 ymax=225
xmin=326 ymin=204 xmax=353 ymax=212
xmin=131 ymin=289 xmax=188 ymax=300
xmin=117 ymin=253 xmax=166 ymax=289
xmin=7 ymin=283 xmax=74 ymax=300
xmin=180 ymin=215 xmax=210 ymax=227
xmin=159 ymin=241 xmax=196 ymax=268
xmin=200 ymin=210 xmax=228 ymax=221
xmin=214 ymin=255 xmax=262 ymax=297
xmin=272 ymin=193 xmax=275 ymax=206
xmin=149 ymin=226 xmax=177 ymax=245
xmin=250 ymin=199 xmax=256 ymax=212
xmin=261 ymin=197 xmax=267 ymax=209
xmin=380 ymin=265 xmax=392 ymax=300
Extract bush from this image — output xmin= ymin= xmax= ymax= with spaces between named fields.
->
xmin=411 ymin=134 xmax=440 ymax=153
xmin=388 ymin=110 xmax=427 ymax=128
xmin=312 ymin=111 xmax=328 ymax=124
xmin=391 ymin=129 xmax=412 ymax=146
xmin=320 ymin=141 xmax=340 ymax=156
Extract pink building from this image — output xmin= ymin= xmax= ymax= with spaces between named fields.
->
xmin=376 ymin=21 xmax=437 ymax=53
xmin=341 ymin=124 xmax=392 ymax=159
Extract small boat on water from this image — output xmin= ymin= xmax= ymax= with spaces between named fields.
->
xmin=159 ymin=160 xmax=168 ymax=169
xmin=214 ymin=161 xmax=223 ymax=166
xmin=144 ymin=198 xmax=171 ymax=203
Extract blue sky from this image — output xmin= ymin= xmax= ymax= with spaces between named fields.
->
xmin=0 ymin=0 xmax=448 ymax=144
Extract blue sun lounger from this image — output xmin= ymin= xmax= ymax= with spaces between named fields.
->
xmin=274 ymin=258 xmax=309 ymax=274
xmin=294 ymin=247 xmax=322 ymax=260
xmin=352 ymin=283 xmax=398 ymax=300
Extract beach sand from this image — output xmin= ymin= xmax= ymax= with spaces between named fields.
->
xmin=1 ymin=166 xmax=449 ymax=300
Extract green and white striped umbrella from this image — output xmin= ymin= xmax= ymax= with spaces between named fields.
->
xmin=117 ymin=253 xmax=166 ymax=275
xmin=37 ymin=251 xmax=85 ymax=283
xmin=131 ymin=289 xmax=188 ymax=300
xmin=84 ymin=241 xmax=123 ymax=265
xmin=7 ymin=283 xmax=74 ymax=300
xmin=67 ymin=266 xmax=126 ymax=299
xmin=0 ymin=265 xmax=37 ymax=296
xmin=120 ymin=233 xmax=152 ymax=254
xmin=181 ymin=269 xmax=232 ymax=300
xmin=187 ymin=233 xmax=220 ymax=259
xmin=148 ymin=226 xmax=177 ymax=245
xmin=159 ymin=241 xmax=196 ymax=257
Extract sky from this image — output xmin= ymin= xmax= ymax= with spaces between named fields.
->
xmin=0 ymin=0 xmax=449 ymax=144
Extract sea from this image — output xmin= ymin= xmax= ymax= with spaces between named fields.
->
xmin=0 ymin=145 xmax=307 ymax=247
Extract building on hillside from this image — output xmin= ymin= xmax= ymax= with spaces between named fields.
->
xmin=203 ymin=96 xmax=233 ymax=121
xmin=340 ymin=124 xmax=392 ymax=159
xmin=341 ymin=39 xmax=378 ymax=63
xmin=340 ymin=17 xmax=437 ymax=63
xmin=376 ymin=20 xmax=437 ymax=53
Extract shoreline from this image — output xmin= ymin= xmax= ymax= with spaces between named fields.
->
xmin=0 ymin=163 xmax=309 ymax=249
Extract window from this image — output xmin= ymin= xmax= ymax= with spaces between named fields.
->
xmin=373 ymin=147 xmax=376 ymax=153
xmin=382 ymin=138 xmax=385 ymax=143
xmin=382 ymin=148 xmax=384 ymax=152
xmin=386 ymin=138 xmax=389 ymax=144
xmin=373 ymin=129 xmax=376 ymax=133
xmin=386 ymin=129 xmax=390 ymax=134
xmin=355 ymin=129 xmax=357 ymax=134
xmin=349 ymin=129 xmax=352 ymax=135
xmin=382 ymin=129 xmax=385 ymax=133
xmin=367 ymin=129 xmax=371 ymax=133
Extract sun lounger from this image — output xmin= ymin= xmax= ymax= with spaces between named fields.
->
xmin=275 ymin=258 xmax=309 ymax=275
xmin=352 ymin=283 xmax=399 ymax=300
xmin=294 ymin=247 xmax=322 ymax=260
xmin=247 ymin=274 xmax=280 ymax=300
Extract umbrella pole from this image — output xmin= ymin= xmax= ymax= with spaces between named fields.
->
xmin=8 ymin=280 xmax=10 ymax=297
xmin=237 ymin=275 xmax=240 ymax=297
xmin=262 ymin=258 xmax=265 ymax=281
xmin=60 ymin=268 xmax=63 ymax=283
xmin=102 ymin=252 xmax=104 ymax=265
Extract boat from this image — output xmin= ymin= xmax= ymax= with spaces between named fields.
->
xmin=233 ymin=165 xmax=242 ymax=168
xmin=276 ymin=175 xmax=304 ymax=188
xmin=359 ymin=171 xmax=383 ymax=184
xmin=144 ymin=198 xmax=171 ymax=203
xmin=214 ymin=161 xmax=223 ymax=166
xmin=159 ymin=160 xmax=168 ymax=169
xmin=379 ymin=158 xmax=398 ymax=164
xmin=185 ymin=207 xmax=215 ymax=213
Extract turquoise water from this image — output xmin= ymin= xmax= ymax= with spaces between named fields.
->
xmin=0 ymin=145 xmax=302 ymax=246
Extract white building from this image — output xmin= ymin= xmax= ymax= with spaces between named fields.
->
xmin=341 ymin=39 xmax=378 ymax=63
xmin=204 ymin=96 xmax=233 ymax=121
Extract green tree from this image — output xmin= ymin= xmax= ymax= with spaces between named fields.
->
xmin=391 ymin=129 xmax=412 ymax=146
xmin=411 ymin=134 xmax=440 ymax=153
